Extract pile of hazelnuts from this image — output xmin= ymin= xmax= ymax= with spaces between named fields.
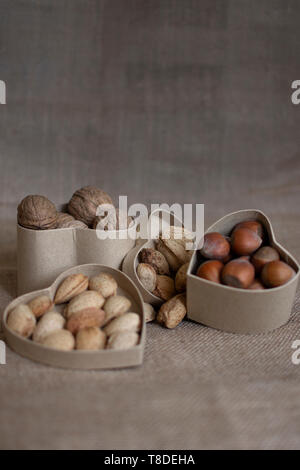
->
xmin=196 ymin=220 xmax=296 ymax=290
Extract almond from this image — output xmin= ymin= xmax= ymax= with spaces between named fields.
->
xmin=33 ymin=312 xmax=65 ymax=343
xmin=107 ymin=331 xmax=139 ymax=350
xmin=7 ymin=304 xmax=36 ymax=338
xmin=162 ymin=238 xmax=189 ymax=265
xmin=27 ymin=295 xmax=53 ymax=318
xmin=139 ymin=248 xmax=170 ymax=275
xmin=103 ymin=295 xmax=131 ymax=325
xmin=76 ymin=327 xmax=106 ymax=350
xmin=54 ymin=273 xmax=89 ymax=304
xmin=66 ymin=290 xmax=105 ymax=319
xmin=175 ymin=262 xmax=189 ymax=292
xmin=157 ymin=294 xmax=187 ymax=329
xmin=136 ymin=263 xmax=157 ymax=292
xmin=143 ymin=302 xmax=156 ymax=323
xmin=153 ymin=275 xmax=175 ymax=301
xmin=156 ymin=239 xmax=181 ymax=272
xmin=41 ymin=329 xmax=75 ymax=351
xmin=89 ymin=272 xmax=118 ymax=298
xmin=66 ymin=307 xmax=105 ymax=335
xmin=104 ymin=313 xmax=141 ymax=336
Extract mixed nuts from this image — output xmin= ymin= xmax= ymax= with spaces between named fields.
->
xmin=196 ymin=220 xmax=296 ymax=289
xmin=6 ymin=272 xmax=142 ymax=351
xmin=17 ymin=186 xmax=133 ymax=231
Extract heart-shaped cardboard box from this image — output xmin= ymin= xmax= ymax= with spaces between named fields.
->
xmin=17 ymin=204 xmax=137 ymax=295
xmin=3 ymin=264 xmax=145 ymax=369
xmin=187 ymin=209 xmax=300 ymax=334
xmin=122 ymin=209 xmax=188 ymax=307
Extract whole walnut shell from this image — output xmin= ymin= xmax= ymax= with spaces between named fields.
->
xmin=93 ymin=208 xmax=132 ymax=231
xmin=17 ymin=195 xmax=58 ymax=230
xmin=68 ymin=186 xmax=114 ymax=226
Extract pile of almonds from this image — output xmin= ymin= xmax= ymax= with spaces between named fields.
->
xmin=196 ymin=220 xmax=296 ymax=289
xmin=6 ymin=272 xmax=141 ymax=351
xmin=136 ymin=226 xmax=193 ymax=329
xmin=17 ymin=186 xmax=132 ymax=231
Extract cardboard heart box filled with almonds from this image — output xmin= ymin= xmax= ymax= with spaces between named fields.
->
xmin=3 ymin=264 xmax=145 ymax=369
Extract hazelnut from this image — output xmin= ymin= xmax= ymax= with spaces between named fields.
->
xmin=231 ymin=227 xmax=262 ymax=256
xmin=233 ymin=220 xmax=264 ymax=238
xmin=196 ymin=260 xmax=224 ymax=284
xmin=261 ymin=260 xmax=296 ymax=288
xmin=17 ymin=195 xmax=58 ymax=230
xmin=139 ymin=248 xmax=170 ymax=275
xmin=251 ymin=246 xmax=280 ymax=273
xmin=221 ymin=258 xmax=255 ymax=289
xmin=68 ymin=186 xmax=114 ymax=226
xmin=200 ymin=232 xmax=230 ymax=260
xmin=248 ymin=279 xmax=265 ymax=290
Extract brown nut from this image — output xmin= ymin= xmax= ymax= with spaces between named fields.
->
xmin=68 ymin=186 xmax=114 ymax=226
xmin=7 ymin=304 xmax=36 ymax=338
xmin=93 ymin=208 xmax=132 ymax=231
xmin=54 ymin=273 xmax=89 ymax=304
xmin=56 ymin=212 xmax=88 ymax=229
xmin=137 ymin=263 xmax=157 ymax=293
xmin=33 ymin=312 xmax=65 ymax=343
xmin=66 ymin=307 xmax=105 ymax=335
xmin=157 ymin=294 xmax=187 ymax=329
xmin=156 ymin=239 xmax=182 ymax=272
xmin=248 ymin=279 xmax=265 ymax=290
xmin=89 ymin=272 xmax=118 ymax=298
xmin=233 ymin=220 xmax=264 ymax=239
xmin=104 ymin=313 xmax=141 ymax=336
xmin=143 ymin=302 xmax=156 ymax=323
xmin=139 ymin=248 xmax=170 ymax=275
xmin=76 ymin=327 xmax=106 ymax=350
xmin=231 ymin=227 xmax=262 ymax=256
xmin=161 ymin=238 xmax=190 ymax=265
xmin=106 ymin=331 xmax=139 ymax=350
xmin=17 ymin=195 xmax=58 ymax=230
xmin=261 ymin=260 xmax=296 ymax=288
xmin=41 ymin=329 xmax=75 ymax=351
xmin=27 ymin=295 xmax=53 ymax=318
xmin=200 ymin=232 xmax=230 ymax=261
xmin=66 ymin=290 xmax=105 ymax=318
xmin=196 ymin=260 xmax=224 ymax=284
xmin=103 ymin=295 xmax=131 ymax=325
xmin=221 ymin=258 xmax=255 ymax=289
xmin=161 ymin=226 xmax=194 ymax=250
xmin=175 ymin=262 xmax=189 ymax=292
xmin=251 ymin=246 xmax=280 ymax=274
xmin=153 ymin=275 xmax=175 ymax=301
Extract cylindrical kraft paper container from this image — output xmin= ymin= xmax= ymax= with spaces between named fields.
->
xmin=17 ymin=204 xmax=137 ymax=295
xmin=4 ymin=264 xmax=145 ymax=370
xmin=187 ymin=209 xmax=300 ymax=334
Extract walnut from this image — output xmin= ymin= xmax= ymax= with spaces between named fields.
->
xmin=56 ymin=212 xmax=88 ymax=229
xmin=93 ymin=208 xmax=132 ymax=231
xmin=17 ymin=195 xmax=58 ymax=230
xmin=68 ymin=186 xmax=114 ymax=226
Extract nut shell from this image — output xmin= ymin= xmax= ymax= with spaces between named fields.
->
xmin=139 ymin=248 xmax=170 ymax=275
xmin=200 ymin=232 xmax=230 ymax=260
xmin=222 ymin=258 xmax=255 ymax=289
xmin=137 ymin=263 xmax=157 ymax=293
xmin=107 ymin=331 xmax=139 ymax=350
xmin=27 ymin=295 xmax=53 ymax=318
xmin=56 ymin=212 xmax=88 ymax=229
xmin=41 ymin=329 xmax=75 ymax=351
xmin=157 ymin=294 xmax=186 ymax=329
xmin=89 ymin=272 xmax=118 ymax=298
xmin=7 ymin=304 xmax=36 ymax=338
xmin=156 ymin=239 xmax=182 ymax=272
xmin=143 ymin=302 xmax=156 ymax=323
xmin=175 ymin=262 xmax=189 ymax=292
xmin=76 ymin=327 xmax=106 ymax=350
xmin=251 ymin=246 xmax=280 ymax=273
xmin=104 ymin=313 xmax=141 ymax=336
xmin=66 ymin=290 xmax=105 ymax=318
xmin=33 ymin=312 xmax=65 ymax=343
xmin=68 ymin=186 xmax=113 ymax=226
xmin=196 ymin=260 xmax=224 ymax=284
xmin=66 ymin=307 xmax=106 ymax=335
xmin=103 ymin=295 xmax=131 ymax=325
xmin=248 ymin=279 xmax=265 ymax=290
xmin=261 ymin=260 xmax=295 ymax=288
xmin=54 ymin=273 xmax=89 ymax=304
xmin=17 ymin=195 xmax=58 ymax=230
xmin=233 ymin=220 xmax=264 ymax=239
xmin=153 ymin=275 xmax=176 ymax=301
xmin=231 ymin=228 xmax=262 ymax=256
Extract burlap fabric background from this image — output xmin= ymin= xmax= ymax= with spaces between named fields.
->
xmin=0 ymin=0 xmax=300 ymax=449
